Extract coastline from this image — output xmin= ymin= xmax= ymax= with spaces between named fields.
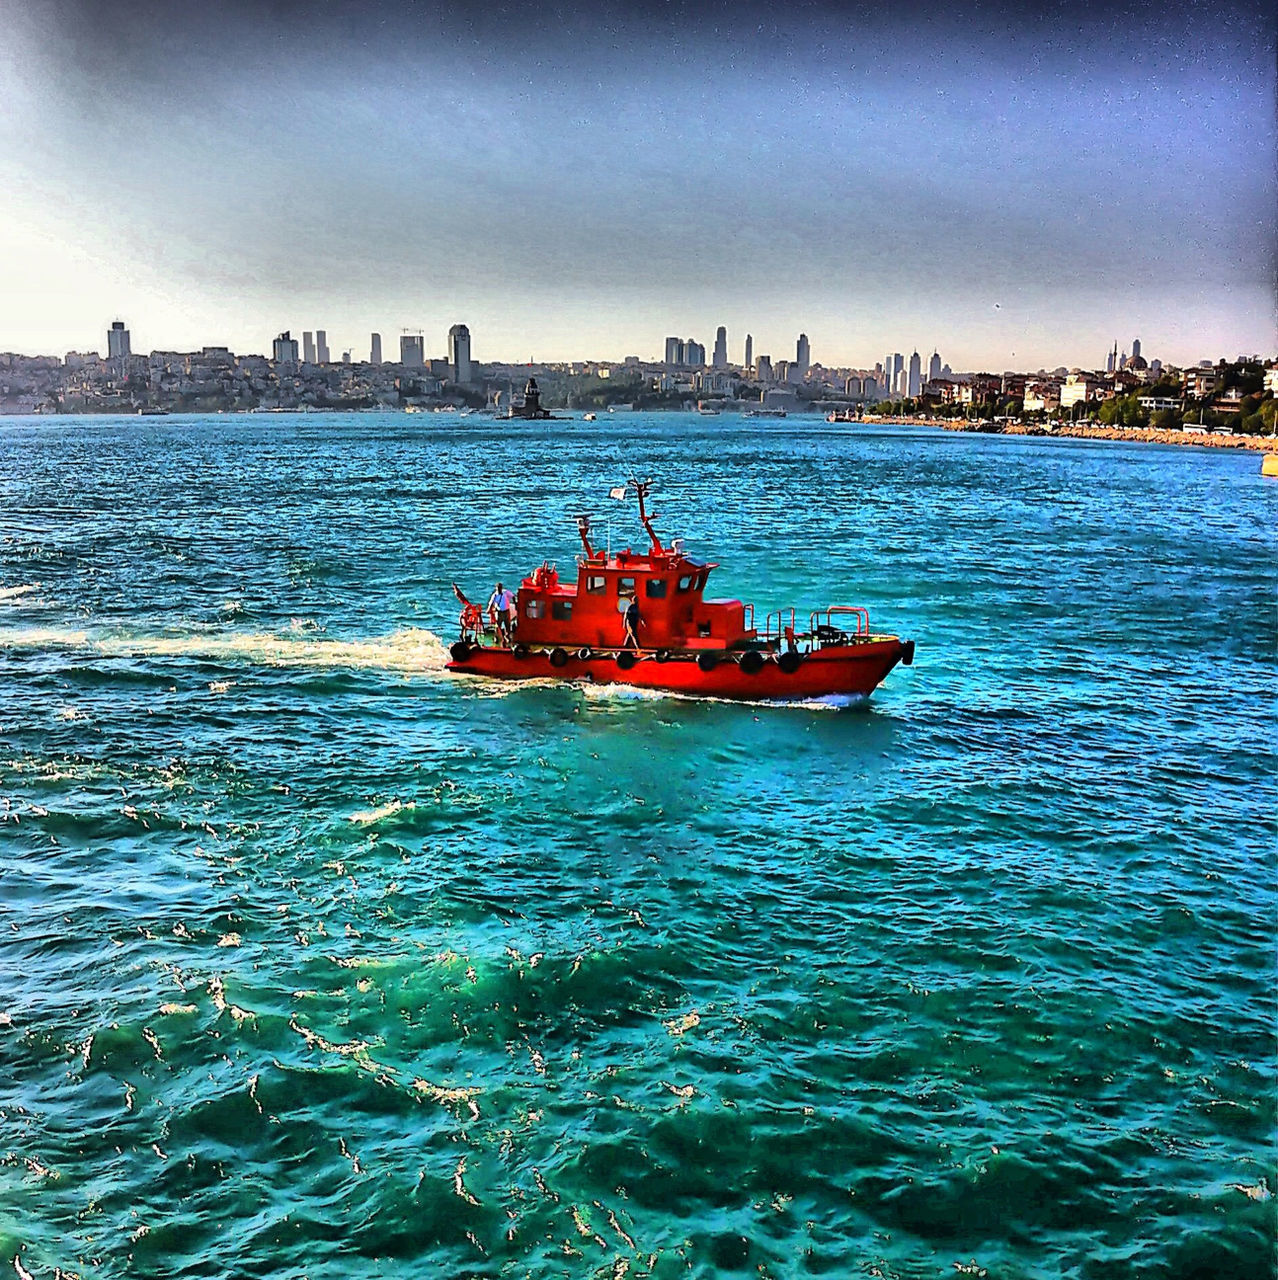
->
xmin=865 ymin=416 xmax=1277 ymax=452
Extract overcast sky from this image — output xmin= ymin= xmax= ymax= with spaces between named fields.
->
xmin=0 ymin=0 xmax=1274 ymax=369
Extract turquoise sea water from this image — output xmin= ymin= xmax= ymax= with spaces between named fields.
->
xmin=1 ymin=412 xmax=1274 ymax=1279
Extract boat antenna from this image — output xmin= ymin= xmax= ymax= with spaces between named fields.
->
xmin=631 ymin=477 xmax=664 ymax=554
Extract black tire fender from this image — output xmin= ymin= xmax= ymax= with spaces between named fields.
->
xmin=512 ymin=643 xmax=530 ymax=660
xmin=616 ymin=650 xmax=638 ymax=671
xmin=549 ymin=647 xmax=569 ymax=668
xmin=576 ymin=647 xmax=593 ymax=661
xmin=654 ymin=649 xmax=672 ymax=664
xmin=696 ymin=652 xmax=719 ymax=673
xmin=449 ymin=641 xmax=472 ymax=662
xmin=739 ymin=650 xmax=765 ymax=675
xmin=778 ymin=650 xmax=803 ymax=674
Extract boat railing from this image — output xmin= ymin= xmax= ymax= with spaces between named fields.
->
xmin=743 ymin=602 xmax=755 ymax=633
xmin=809 ymin=605 xmax=869 ymax=646
xmin=763 ymin=608 xmax=798 ymax=648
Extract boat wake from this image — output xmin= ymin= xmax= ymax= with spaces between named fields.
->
xmin=0 ymin=624 xmax=452 ymax=675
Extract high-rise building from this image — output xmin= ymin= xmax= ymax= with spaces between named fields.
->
xmin=795 ymin=333 xmax=810 ymax=377
xmin=883 ymin=353 xmax=893 ymax=390
xmin=400 ymin=333 xmax=425 ymax=367
xmin=1131 ymin=338 xmax=1141 ymax=360
xmin=664 ymin=336 xmax=681 ymax=367
xmin=756 ymin=355 xmax=773 ymax=383
xmin=908 ymin=351 xmax=921 ymax=397
xmin=303 ymin=331 xmax=316 ymax=363
xmin=272 ymin=330 xmax=300 ymax=365
xmin=712 ymin=326 xmax=727 ymax=369
xmin=449 ymin=324 xmax=472 ymax=384
xmin=894 ymin=366 xmax=906 ymax=396
xmin=316 ymin=330 xmax=330 ymax=364
xmin=928 ymin=350 xmax=941 ymax=383
xmin=370 ymin=333 xmax=382 ymax=365
xmin=107 ymin=320 xmax=131 ymax=359
xmin=777 ymin=359 xmax=792 ymax=384
xmin=744 ymin=334 xmax=753 ymax=371
xmin=684 ymin=340 xmax=705 ymax=367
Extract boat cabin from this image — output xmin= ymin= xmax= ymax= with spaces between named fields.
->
xmin=513 ymin=488 xmax=755 ymax=652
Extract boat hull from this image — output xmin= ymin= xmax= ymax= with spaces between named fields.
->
xmin=445 ymin=638 xmax=912 ymax=700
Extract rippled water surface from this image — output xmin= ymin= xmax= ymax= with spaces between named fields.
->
xmin=1 ymin=413 xmax=1274 ymax=1279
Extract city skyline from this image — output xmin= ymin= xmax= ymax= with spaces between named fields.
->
xmin=1 ymin=0 xmax=1274 ymax=367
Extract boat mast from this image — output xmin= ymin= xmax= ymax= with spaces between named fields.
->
xmin=575 ymin=513 xmax=595 ymax=558
xmin=632 ymin=478 xmax=664 ymax=554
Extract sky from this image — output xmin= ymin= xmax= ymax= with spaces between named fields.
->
xmin=0 ymin=0 xmax=1274 ymax=370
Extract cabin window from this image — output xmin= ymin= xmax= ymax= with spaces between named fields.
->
xmin=646 ymin=577 xmax=668 ymax=599
xmin=618 ymin=576 xmax=635 ymax=594
xmin=525 ymin=599 xmax=545 ymax=619
xmin=585 ymin=575 xmax=607 ymax=595
xmin=552 ymin=600 xmax=574 ymax=621
xmin=696 ymin=570 xmax=708 ymax=590
xmin=677 ymin=574 xmax=694 ymax=592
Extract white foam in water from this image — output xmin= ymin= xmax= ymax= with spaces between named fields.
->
xmin=0 ymin=624 xmax=451 ymax=675
xmin=0 ymin=583 xmax=40 ymax=602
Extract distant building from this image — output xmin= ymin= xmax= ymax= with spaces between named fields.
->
xmin=744 ymin=333 xmax=753 ymax=371
xmin=316 ymin=330 xmax=330 ymax=364
xmin=908 ymin=351 xmax=921 ymax=397
xmin=303 ymin=331 xmax=316 ymax=363
xmin=342 ymin=351 xmax=351 ymax=364
xmin=683 ymin=340 xmax=705 ymax=368
xmin=272 ymin=331 xmax=300 ymax=365
xmin=370 ymin=332 xmax=382 ymax=365
xmin=756 ymin=355 xmax=773 ymax=384
xmin=928 ymin=350 xmax=941 ymax=383
xmin=664 ymin=336 xmax=681 ymax=366
xmin=107 ymin=320 xmax=131 ymax=360
xmin=400 ymin=334 xmax=425 ymax=367
xmin=795 ymin=333 xmax=810 ymax=377
xmin=448 ymin=324 xmax=472 ymax=383
xmin=712 ymin=326 xmax=727 ymax=369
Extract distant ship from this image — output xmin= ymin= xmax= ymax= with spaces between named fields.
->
xmin=826 ymin=408 xmax=862 ymax=423
xmin=744 ymin=407 xmax=787 ymax=418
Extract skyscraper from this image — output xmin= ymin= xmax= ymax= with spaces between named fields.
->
xmin=303 ymin=331 xmax=316 ymax=363
xmin=400 ymin=333 xmax=424 ymax=367
xmin=744 ymin=334 xmax=753 ymax=371
xmin=370 ymin=333 xmax=382 ymax=365
xmin=449 ymin=324 xmax=472 ymax=384
xmin=272 ymin=331 xmax=299 ymax=365
xmin=795 ymin=333 xmax=810 ymax=377
xmin=664 ymin=336 xmax=682 ymax=367
xmin=684 ymin=340 xmax=705 ymax=367
xmin=316 ymin=330 xmax=330 ymax=364
xmin=883 ymin=353 xmax=893 ymax=391
xmin=107 ymin=320 xmax=130 ymax=359
xmin=908 ymin=351 xmax=921 ymax=397
xmin=928 ymin=350 xmax=941 ymax=383
xmin=1131 ymin=338 xmax=1141 ymax=360
xmin=756 ymin=355 xmax=773 ymax=383
xmin=712 ymin=326 xmax=727 ymax=369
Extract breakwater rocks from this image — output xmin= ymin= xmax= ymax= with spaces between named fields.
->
xmin=930 ymin=420 xmax=1275 ymax=451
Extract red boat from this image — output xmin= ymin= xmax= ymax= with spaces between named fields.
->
xmin=446 ymin=481 xmax=914 ymax=700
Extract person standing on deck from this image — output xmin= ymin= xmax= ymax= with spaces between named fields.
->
xmin=622 ymin=594 xmax=641 ymax=650
xmin=488 ymin=581 xmax=515 ymax=646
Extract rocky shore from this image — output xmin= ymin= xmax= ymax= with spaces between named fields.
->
xmin=867 ymin=417 xmax=1276 ymax=452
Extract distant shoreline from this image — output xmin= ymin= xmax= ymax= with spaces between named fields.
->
xmin=863 ymin=416 xmax=1276 ymax=452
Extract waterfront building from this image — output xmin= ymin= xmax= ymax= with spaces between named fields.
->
xmin=744 ymin=334 xmax=753 ymax=371
xmin=796 ymin=333 xmax=810 ymax=377
xmin=928 ymin=350 xmax=941 ymax=383
xmin=756 ymin=355 xmax=773 ymax=384
xmin=908 ymin=351 xmax=921 ymax=397
xmin=303 ymin=332 xmax=316 ymax=363
xmin=449 ymin=324 xmax=472 ymax=384
xmin=400 ymin=334 xmax=425 ymax=367
xmin=316 ymin=330 xmax=330 ymax=364
xmin=712 ymin=327 xmax=727 ymax=369
xmin=370 ymin=333 xmax=382 ymax=365
xmin=272 ymin=331 xmax=300 ymax=365
xmin=107 ymin=321 xmax=131 ymax=360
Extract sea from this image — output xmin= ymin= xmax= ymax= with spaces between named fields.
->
xmin=1 ymin=411 xmax=1274 ymax=1279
